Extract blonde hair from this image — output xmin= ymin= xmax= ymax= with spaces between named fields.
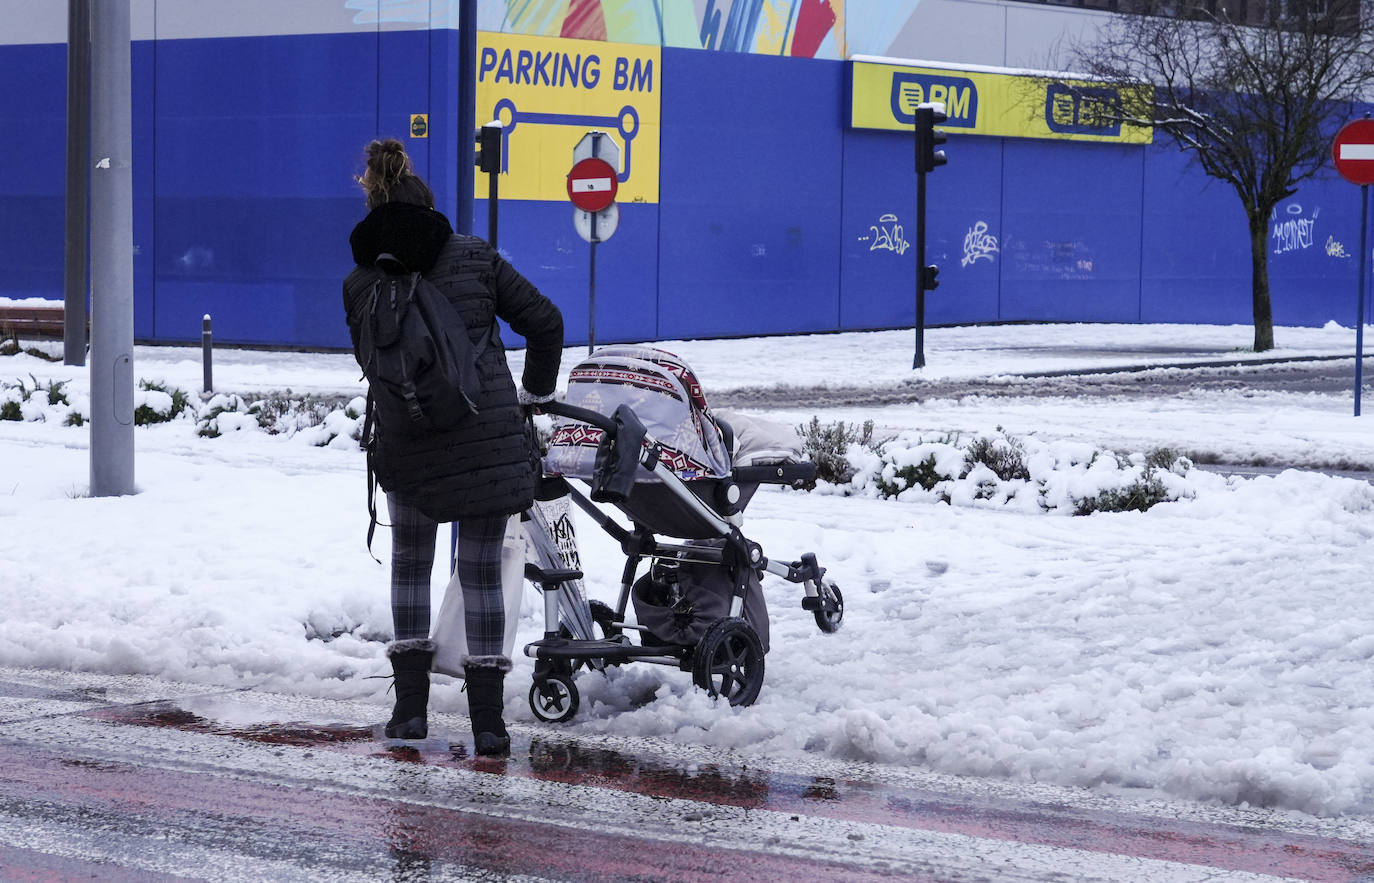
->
xmin=357 ymin=138 xmax=434 ymax=210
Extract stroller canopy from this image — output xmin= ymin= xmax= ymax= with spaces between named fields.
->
xmin=546 ymin=346 xmax=732 ymax=482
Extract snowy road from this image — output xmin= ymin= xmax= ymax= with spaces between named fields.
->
xmin=2 ymin=668 xmax=1372 ymax=882
xmin=714 ymin=357 xmax=1371 ymax=408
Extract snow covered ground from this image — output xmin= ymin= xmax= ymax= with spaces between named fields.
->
xmin=2 ymin=321 xmax=1374 ymax=819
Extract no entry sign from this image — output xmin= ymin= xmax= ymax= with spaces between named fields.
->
xmin=567 ymin=157 xmax=618 ymax=213
xmin=1332 ymin=119 xmax=1374 ymax=186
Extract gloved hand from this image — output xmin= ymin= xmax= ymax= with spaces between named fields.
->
xmin=517 ymin=386 xmax=557 ymax=413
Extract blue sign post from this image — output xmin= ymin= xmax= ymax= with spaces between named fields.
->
xmin=1356 ymin=189 xmax=1368 ymax=418
xmin=1331 ymin=117 xmax=1374 ymax=416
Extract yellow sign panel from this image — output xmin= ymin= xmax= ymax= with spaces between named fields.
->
xmin=477 ymin=34 xmax=661 ymax=203
xmin=410 ymin=113 xmax=429 ymax=138
xmin=850 ymin=61 xmax=1152 ymax=145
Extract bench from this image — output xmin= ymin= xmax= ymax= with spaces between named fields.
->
xmin=0 ymin=306 xmax=67 ymax=340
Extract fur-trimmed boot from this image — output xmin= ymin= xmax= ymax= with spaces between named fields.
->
xmin=385 ymin=639 xmax=435 ymax=739
xmin=464 ymin=657 xmax=511 ymax=756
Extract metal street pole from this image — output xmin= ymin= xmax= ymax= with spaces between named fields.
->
xmin=488 ymin=160 xmax=499 ymax=248
xmin=455 ymin=0 xmax=476 ymax=235
xmin=453 ymin=0 xmax=479 ymax=566
xmin=914 ymin=162 xmax=927 ymax=370
xmin=588 ymin=238 xmax=597 ymax=356
xmin=64 ymin=0 xmax=90 ymax=366
xmin=89 ymin=0 xmax=135 ymax=496
xmin=1356 ymin=182 xmax=1368 ymax=417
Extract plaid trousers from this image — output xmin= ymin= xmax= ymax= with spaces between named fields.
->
xmin=386 ymin=493 xmax=508 ymax=657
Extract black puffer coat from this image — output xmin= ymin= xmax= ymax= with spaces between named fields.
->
xmin=342 ymin=202 xmax=563 ymax=521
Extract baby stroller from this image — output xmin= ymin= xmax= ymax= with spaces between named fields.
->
xmin=518 ymin=345 xmax=844 ymax=723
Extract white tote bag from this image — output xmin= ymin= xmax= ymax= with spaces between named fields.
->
xmin=430 ymin=514 xmax=526 ymax=678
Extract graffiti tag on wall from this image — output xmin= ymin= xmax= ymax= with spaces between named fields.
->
xmin=1271 ymin=204 xmax=1318 ymax=255
xmin=858 ymin=213 xmax=910 ymax=254
xmin=961 ymin=221 xmax=999 ymax=267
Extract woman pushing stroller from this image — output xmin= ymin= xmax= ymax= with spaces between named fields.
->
xmin=342 ymin=139 xmax=564 ymax=756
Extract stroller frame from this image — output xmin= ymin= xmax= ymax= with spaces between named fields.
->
xmin=520 ymin=399 xmax=844 ymax=723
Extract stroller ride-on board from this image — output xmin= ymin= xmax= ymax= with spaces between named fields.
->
xmin=517 ymin=346 xmax=845 ymax=723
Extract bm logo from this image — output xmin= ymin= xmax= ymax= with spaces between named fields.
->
xmin=1044 ymin=84 xmax=1122 ymax=136
xmin=889 ymin=73 xmax=976 ymax=127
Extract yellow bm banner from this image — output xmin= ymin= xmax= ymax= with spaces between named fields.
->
xmin=850 ymin=60 xmax=1152 ymax=145
xmin=477 ymin=34 xmax=661 ymax=203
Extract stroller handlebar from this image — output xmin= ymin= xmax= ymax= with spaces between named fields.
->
xmin=539 ymin=399 xmax=618 ymax=433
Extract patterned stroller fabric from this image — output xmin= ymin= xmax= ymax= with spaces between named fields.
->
xmin=545 ymin=346 xmax=732 ymax=482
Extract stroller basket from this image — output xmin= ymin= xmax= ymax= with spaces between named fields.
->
xmin=519 ymin=346 xmax=845 ymax=723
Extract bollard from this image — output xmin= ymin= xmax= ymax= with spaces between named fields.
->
xmin=201 ymin=314 xmax=213 ymax=393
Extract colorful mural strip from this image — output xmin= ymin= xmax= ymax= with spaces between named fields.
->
xmin=476 ymin=33 xmax=662 ymax=203
xmin=849 ymin=60 xmax=1154 ymax=145
xmin=349 ymin=0 xmax=924 ymax=59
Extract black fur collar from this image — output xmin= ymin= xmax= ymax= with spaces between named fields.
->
xmin=349 ymin=202 xmax=454 ymax=274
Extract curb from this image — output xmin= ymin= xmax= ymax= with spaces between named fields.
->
xmin=1011 ymin=352 xmax=1365 ymax=379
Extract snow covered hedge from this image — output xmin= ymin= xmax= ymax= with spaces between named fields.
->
xmin=4 ymin=376 xmax=1200 ymax=514
xmin=195 ymin=391 xmax=366 ymax=448
xmin=1 ymin=375 xmax=366 ymax=448
xmin=800 ymin=417 xmax=1198 ymax=515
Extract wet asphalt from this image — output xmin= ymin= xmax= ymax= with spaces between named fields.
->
xmin=714 ymin=355 xmax=1369 ymax=411
xmin=2 ymin=668 xmax=1373 ymax=881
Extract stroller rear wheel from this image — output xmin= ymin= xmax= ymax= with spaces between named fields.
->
xmin=692 ymin=617 xmax=765 ymax=707
xmin=529 ymin=673 xmax=580 ymax=723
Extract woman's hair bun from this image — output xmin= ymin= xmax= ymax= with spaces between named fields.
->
xmin=365 ymin=138 xmax=412 ymax=186
xmin=358 ymin=138 xmax=433 ymax=209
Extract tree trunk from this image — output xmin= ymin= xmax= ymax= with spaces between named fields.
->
xmin=1248 ymin=213 xmax=1275 ymax=352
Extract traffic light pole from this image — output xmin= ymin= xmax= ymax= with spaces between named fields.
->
xmin=486 ymin=155 xmax=499 ymax=248
xmin=912 ymin=104 xmax=945 ymax=369
xmin=476 ymin=122 xmax=502 ymax=248
xmin=458 ymin=120 xmax=502 ymax=565
xmin=914 ymin=163 xmax=928 ymax=369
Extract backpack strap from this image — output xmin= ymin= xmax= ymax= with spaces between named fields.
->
xmin=399 ymin=273 xmax=427 ymax=425
xmin=361 ymin=389 xmax=383 ymax=565
xmin=357 ymin=275 xmax=382 ymax=381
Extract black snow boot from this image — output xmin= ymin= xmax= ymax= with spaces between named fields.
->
xmin=385 ymin=639 xmax=435 ymax=739
xmin=464 ymin=659 xmax=511 ymax=757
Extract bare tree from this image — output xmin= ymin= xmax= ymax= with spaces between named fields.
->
xmin=1058 ymin=0 xmax=1374 ymax=350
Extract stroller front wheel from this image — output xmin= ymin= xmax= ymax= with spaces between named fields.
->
xmin=813 ymin=579 xmax=844 ymax=634
xmin=692 ymin=617 xmax=765 ymax=707
xmin=529 ymin=673 xmax=580 ymax=723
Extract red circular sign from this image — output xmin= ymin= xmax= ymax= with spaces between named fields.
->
xmin=1333 ymin=119 xmax=1374 ymax=186
xmin=566 ymin=157 xmax=619 ymax=212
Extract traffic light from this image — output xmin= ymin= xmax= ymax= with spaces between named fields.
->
xmin=475 ymin=122 xmax=502 ymax=174
xmin=921 ymin=264 xmax=940 ymax=291
xmin=915 ymin=105 xmax=948 ymax=174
